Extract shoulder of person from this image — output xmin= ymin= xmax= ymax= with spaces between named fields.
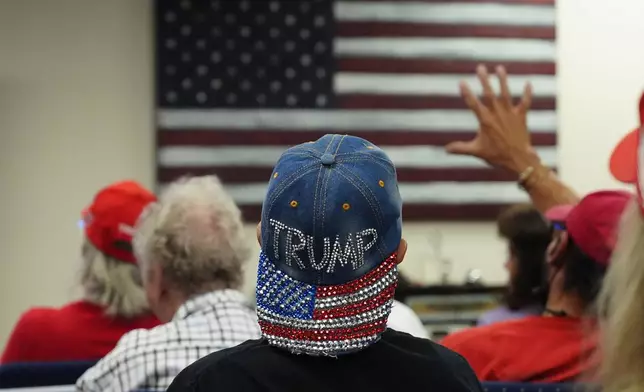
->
xmin=439 ymin=319 xmax=535 ymax=372
xmin=7 ymin=306 xmax=58 ymax=339
xmin=134 ymin=313 xmax=162 ymax=329
xmin=389 ymin=300 xmax=421 ymax=322
xmin=385 ymin=329 xmax=469 ymax=364
xmin=167 ymin=339 xmax=266 ymax=391
xmin=21 ymin=306 xmax=59 ymax=322
xmin=441 ymin=325 xmax=488 ymax=349
xmin=388 ymin=301 xmax=429 ymax=338
xmin=75 ymin=327 xmax=165 ymax=391
xmin=440 ymin=316 xmax=529 ymax=349
xmin=0 ymin=308 xmax=57 ymax=363
xmin=383 ymin=330 xmax=483 ymax=391
xmin=435 ymin=346 xmax=485 ymax=392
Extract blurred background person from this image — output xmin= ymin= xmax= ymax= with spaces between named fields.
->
xmin=441 ymin=67 xmax=629 ymax=382
xmin=442 ymin=190 xmax=627 ymax=382
xmin=0 ymin=181 xmax=160 ymax=364
xmin=477 ymin=204 xmax=552 ymax=326
xmin=598 ymin=92 xmax=644 ymax=392
xmin=76 ymin=176 xmax=260 ymax=391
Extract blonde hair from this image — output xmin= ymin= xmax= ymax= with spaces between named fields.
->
xmin=599 ymin=200 xmax=644 ymax=392
xmin=80 ymin=239 xmax=150 ymax=318
xmin=133 ymin=175 xmax=249 ymax=296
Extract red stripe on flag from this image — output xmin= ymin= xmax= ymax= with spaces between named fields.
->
xmin=158 ymin=167 xmax=557 ymax=184
xmin=338 ymin=22 xmax=555 ymax=40
xmin=259 ymin=320 xmax=388 ymax=342
xmin=157 ymin=130 xmax=556 ymax=147
xmin=316 ymin=256 xmax=397 ymax=297
xmin=235 ymin=204 xmax=522 ymax=222
xmin=338 ymin=58 xmax=555 ymax=75
xmin=338 ymin=95 xmax=556 ymax=110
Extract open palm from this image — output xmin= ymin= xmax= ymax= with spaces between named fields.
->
xmin=446 ymin=65 xmax=537 ymax=174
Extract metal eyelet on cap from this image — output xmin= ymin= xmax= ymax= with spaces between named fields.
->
xmin=378 ymin=180 xmax=385 ymax=187
xmin=342 ymin=203 xmax=351 ymax=211
xmin=290 ymin=200 xmax=298 ymax=208
xmin=320 ymin=153 xmax=335 ymax=166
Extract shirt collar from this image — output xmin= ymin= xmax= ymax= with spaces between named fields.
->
xmin=172 ymin=289 xmax=250 ymax=321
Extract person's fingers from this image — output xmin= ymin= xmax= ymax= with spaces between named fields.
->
xmin=477 ymin=64 xmax=495 ymax=106
xmin=496 ymin=65 xmax=512 ymax=106
xmin=518 ymin=82 xmax=533 ymax=113
xmin=460 ymin=81 xmax=484 ymax=119
xmin=445 ymin=140 xmax=478 ymax=156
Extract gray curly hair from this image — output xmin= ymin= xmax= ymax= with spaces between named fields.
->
xmin=133 ymin=176 xmax=249 ymax=296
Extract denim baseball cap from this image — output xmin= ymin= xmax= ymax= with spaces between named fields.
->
xmin=256 ymin=134 xmax=403 ymax=356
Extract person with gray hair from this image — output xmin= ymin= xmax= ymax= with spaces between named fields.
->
xmin=1 ymin=180 xmax=160 ymax=364
xmin=76 ymin=175 xmax=260 ymax=392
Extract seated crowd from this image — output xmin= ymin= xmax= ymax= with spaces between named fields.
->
xmin=1 ymin=65 xmax=643 ymax=392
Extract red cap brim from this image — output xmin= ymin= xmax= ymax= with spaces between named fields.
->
xmin=610 ymin=128 xmax=639 ymax=184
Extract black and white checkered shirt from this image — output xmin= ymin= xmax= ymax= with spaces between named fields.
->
xmin=76 ymin=289 xmax=260 ymax=392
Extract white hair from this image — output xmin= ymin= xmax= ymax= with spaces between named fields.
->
xmin=133 ymin=175 xmax=249 ymax=296
xmin=80 ymin=239 xmax=150 ymax=318
xmin=599 ymin=200 xmax=644 ymax=392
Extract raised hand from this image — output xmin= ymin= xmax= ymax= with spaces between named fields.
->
xmin=445 ymin=65 xmax=540 ymax=174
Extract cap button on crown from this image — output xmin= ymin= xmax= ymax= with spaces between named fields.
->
xmin=320 ymin=153 xmax=335 ymax=166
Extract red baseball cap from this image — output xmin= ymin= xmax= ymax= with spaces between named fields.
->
xmin=566 ymin=190 xmax=632 ymax=267
xmin=82 ymin=180 xmax=156 ymax=264
xmin=609 ymin=92 xmax=644 ymax=205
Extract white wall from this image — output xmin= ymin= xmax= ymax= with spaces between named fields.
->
xmin=1 ymin=0 xmax=644 ymax=351
xmin=556 ymin=0 xmax=644 ymax=194
xmin=0 ymin=0 xmax=154 ymax=346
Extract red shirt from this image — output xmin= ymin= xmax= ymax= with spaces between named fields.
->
xmin=0 ymin=301 xmax=160 ymax=364
xmin=440 ymin=316 xmax=599 ymax=382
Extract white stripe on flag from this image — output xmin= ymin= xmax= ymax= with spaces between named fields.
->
xmin=335 ymin=38 xmax=555 ymax=62
xmin=158 ymin=110 xmax=557 ymax=131
xmin=158 ymin=145 xmax=557 ymax=169
xmin=335 ymin=2 xmax=555 ymax=26
xmin=335 ymin=73 xmax=556 ymax=97
xmin=206 ymin=182 xmax=533 ymax=205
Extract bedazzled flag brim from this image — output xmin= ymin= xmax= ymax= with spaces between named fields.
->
xmin=256 ymin=251 xmax=398 ymax=356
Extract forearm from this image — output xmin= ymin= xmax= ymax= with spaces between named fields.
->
xmin=517 ymin=162 xmax=580 ymax=213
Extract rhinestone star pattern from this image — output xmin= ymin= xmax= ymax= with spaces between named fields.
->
xmin=256 ymin=251 xmax=398 ymax=356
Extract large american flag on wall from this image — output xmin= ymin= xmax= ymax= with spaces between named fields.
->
xmin=155 ymin=0 xmax=556 ymax=221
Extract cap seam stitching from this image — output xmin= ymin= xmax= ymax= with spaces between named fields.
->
xmin=333 ymin=169 xmax=387 ymax=259
xmin=265 ymin=163 xmax=321 ymax=214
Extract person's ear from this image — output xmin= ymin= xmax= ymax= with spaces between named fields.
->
xmin=396 ymin=238 xmax=407 ymax=264
xmin=546 ymin=231 xmax=568 ymax=267
xmin=256 ymin=221 xmax=261 ymax=246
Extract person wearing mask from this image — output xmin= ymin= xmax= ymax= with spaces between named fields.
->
xmin=1 ymin=181 xmax=160 ymax=364
xmin=76 ymin=176 xmax=260 ymax=391
xmin=167 ymin=135 xmax=483 ymax=392
xmin=477 ymin=204 xmax=553 ymax=326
